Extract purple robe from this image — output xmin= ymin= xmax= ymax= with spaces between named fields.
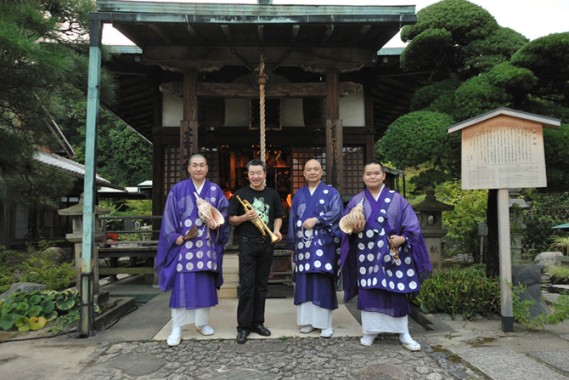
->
xmin=155 ymin=179 xmax=230 ymax=309
xmin=340 ymin=187 xmax=432 ymax=316
xmin=288 ymin=182 xmax=343 ymax=310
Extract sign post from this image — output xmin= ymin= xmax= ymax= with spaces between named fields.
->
xmin=448 ymin=108 xmax=560 ymax=332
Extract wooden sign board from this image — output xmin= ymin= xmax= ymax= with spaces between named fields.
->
xmin=449 ymin=108 xmax=561 ymax=332
xmin=448 ymin=108 xmax=560 ymax=190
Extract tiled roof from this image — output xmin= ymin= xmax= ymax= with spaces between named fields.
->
xmin=34 ymin=151 xmax=121 ymax=189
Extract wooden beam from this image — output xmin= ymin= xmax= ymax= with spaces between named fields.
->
xmin=180 ymin=69 xmax=198 ymax=177
xmin=160 ymin=81 xmax=362 ymax=98
xmin=98 ymin=267 xmax=155 ymax=275
xmin=325 ymin=68 xmax=343 ymax=194
xmin=143 ymin=46 xmax=376 ymax=72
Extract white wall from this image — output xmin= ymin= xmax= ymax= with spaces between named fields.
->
xmin=340 ymin=91 xmax=365 ymax=127
xmin=162 ymin=93 xmax=183 ymax=127
xmin=161 ymin=91 xmax=365 ymax=128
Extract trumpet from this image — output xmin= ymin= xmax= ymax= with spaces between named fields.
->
xmin=235 ymin=195 xmax=279 ymax=244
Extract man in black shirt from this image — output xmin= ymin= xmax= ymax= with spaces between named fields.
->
xmin=228 ymin=159 xmax=285 ymax=344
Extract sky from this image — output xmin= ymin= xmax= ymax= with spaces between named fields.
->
xmin=102 ymin=0 xmax=568 ymax=47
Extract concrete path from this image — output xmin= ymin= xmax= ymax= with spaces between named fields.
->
xmin=1 ymin=276 xmax=568 ymax=379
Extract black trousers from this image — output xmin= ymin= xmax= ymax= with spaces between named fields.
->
xmin=237 ymin=236 xmax=274 ymax=331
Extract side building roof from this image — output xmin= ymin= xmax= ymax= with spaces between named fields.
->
xmin=34 ymin=151 xmax=122 ymax=190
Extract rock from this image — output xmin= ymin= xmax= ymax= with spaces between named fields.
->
xmin=0 ymin=282 xmax=47 ymax=300
xmin=512 ymin=264 xmax=548 ymax=318
xmin=41 ymin=247 xmax=69 ymax=264
xmin=534 ymin=251 xmax=563 ymax=268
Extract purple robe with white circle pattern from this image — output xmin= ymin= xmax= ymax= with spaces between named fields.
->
xmin=155 ymin=179 xmax=230 ymax=309
xmin=288 ymin=181 xmax=343 ymax=310
xmin=340 ymin=187 xmax=432 ymax=317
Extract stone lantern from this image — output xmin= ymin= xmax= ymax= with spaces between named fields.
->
xmin=58 ymin=194 xmax=110 ymax=293
xmin=414 ymin=189 xmax=454 ymax=270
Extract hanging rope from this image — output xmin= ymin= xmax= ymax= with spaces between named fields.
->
xmin=258 ymin=53 xmax=267 ymax=163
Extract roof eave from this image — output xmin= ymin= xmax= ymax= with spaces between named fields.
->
xmin=448 ymin=107 xmax=562 ymax=134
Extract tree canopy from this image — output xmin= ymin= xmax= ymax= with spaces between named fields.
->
xmin=0 ymin=0 xmax=151 ymax=207
xmin=378 ymin=0 xmax=569 ymax=275
xmin=380 ymin=0 xmax=568 ymax=192
xmin=0 ymin=0 xmax=93 ymax=205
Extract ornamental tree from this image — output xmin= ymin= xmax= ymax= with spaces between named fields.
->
xmin=378 ymin=0 xmax=569 ymax=276
xmin=0 ymin=0 xmax=94 ymax=205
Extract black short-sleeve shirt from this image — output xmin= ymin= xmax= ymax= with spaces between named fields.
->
xmin=228 ymin=186 xmax=285 ymax=238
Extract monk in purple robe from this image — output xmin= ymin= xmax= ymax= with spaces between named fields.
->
xmin=288 ymin=159 xmax=343 ymax=338
xmin=155 ymin=154 xmax=230 ymax=346
xmin=340 ymin=162 xmax=431 ymax=351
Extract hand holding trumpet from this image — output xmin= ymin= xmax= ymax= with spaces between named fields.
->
xmin=235 ymin=195 xmax=280 ymax=243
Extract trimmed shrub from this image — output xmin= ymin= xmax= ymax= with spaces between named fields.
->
xmin=414 ymin=265 xmax=500 ymax=319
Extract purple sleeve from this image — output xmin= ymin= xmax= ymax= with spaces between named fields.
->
xmin=388 ymin=193 xmax=432 ymax=279
xmin=339 ymin=192 xmax=366 ymax=302
xmin=322 ymin=188 xmax=344 ymax=238
xmin=286 ymin=193 xmax=299 ymax=250
xmin=155 ymin=187 xmax=182 ymax=291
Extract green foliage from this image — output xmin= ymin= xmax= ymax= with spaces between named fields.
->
xmin=462 ymin=27 xmax=528 ymax=74
xmin=545 ymin=266 xmax=569 ymax=285
xmin=414 ymin=265 xmax=500 ymax=320
xmin=453 ymin=75 xmax=511 ymax=120
xmin=0 ymin=247 xmax=19 ymax=293
xmin=0 ymin=288 xmax=79 ymax=332
xmin=511 ymin=32 xmax=569 ymax=104
xmin=394 ymin=2 xmax=569 ymax=271
xmin=46 ymin=308 xmax=79 ymax=334
xmin=549 ymin=236 xmax=569 ymax=256
xmin=0 ymin=0 xmax=93 ymax=206
xmin=376 ymin=111 xmax=461 ymax=191
xmin=401 ymin=0 xmax=500 ymax=77
xmin=436 ymin=181 xmax=487 ymax=256
xmin=99 ymin=199 xmax=152 ymax=221
xmin=98 ymin=199 xmax=154 ymax=241
xmin=512 ymin=283 xmax=569 ymax=330
xmin=543 ymin=124 xmax=569 ymax=192
xmin=377 ymin=111 xmax=457 ymax=171
xmin=398 ymin=3 xmax=569 ymax=199
xmin=0 ymin=0 xmax=132 ymax=206
xmin=0 ymin=243 xmax=75 ymax=291
xmin=486 ymin=62 xmax=537 ymax=95
xmin=61 ymin=102 xmax=152 ymax=187
xmin=1 ymin=162 xmax=76 ymax=207
xmin=410 ymin=79 xmax=460 ymax=113
xmin=402 ymin=0 xmax=499 ymax=43
xmin=400 ymin=28 xmax=454 ymax=72
xmin=521 ymin=190 xmax=569 ymax=254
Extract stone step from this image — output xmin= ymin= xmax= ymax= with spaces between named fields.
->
xmin=94 ymin=296 xmax=137 ymax=331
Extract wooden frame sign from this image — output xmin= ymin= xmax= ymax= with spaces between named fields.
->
xmin=448 ymin=108 xmax=560 ymax=333
xmin=448 ymin=108 xmax=560 ymax=190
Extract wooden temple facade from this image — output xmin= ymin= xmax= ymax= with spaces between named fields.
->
xmin=77 ymin=0 xmax=427 ymax=335
xmin=90 ymin=1 xmax=424 ymax=215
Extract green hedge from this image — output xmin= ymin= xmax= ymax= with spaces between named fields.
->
xmin=414 ymin=265 xmax=500 ymax=320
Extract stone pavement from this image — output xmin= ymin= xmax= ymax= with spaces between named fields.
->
xmin=1 ymin=276 xmax=568 ymax=380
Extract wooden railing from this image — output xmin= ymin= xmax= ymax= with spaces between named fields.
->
xmin=98 ymin=215 xmax=161 ymax=278
xmin=96 ymin=215 xmax=293 ymax=292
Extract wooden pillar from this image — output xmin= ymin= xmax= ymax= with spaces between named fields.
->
xmin=180 ymin=68 xmax=199 ymax=179
xmin=325 ymin=68 xmax=343 ymax=194
xmin=364 ymin=86 xmax=376 ymax=163
xmin=498 ymin=188 xmax=513 ymax=332
xmin=80 ymin=16 xmax=103 ymax=337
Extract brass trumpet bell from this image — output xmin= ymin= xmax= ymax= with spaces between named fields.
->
xmin=235 ymin=195 xmax=279 ymax=244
